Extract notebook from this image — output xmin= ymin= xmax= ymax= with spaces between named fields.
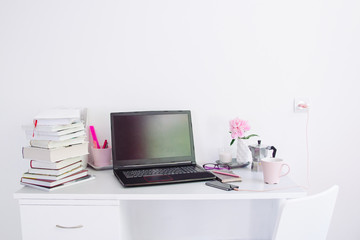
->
xmin=110 ymin=110 xmax=215 ymax=187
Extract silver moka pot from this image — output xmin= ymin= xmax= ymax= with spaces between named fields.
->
xmin=248 ymin=140 xmax=277 ymax=172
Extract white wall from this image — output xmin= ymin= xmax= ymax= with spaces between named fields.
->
xmin=1 ymin=0 xmax=359 ymax=239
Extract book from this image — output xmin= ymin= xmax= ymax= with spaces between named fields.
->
xmin=20 ymin=174 xmax=95 ymax=192
xmin=30 ymin=156 xmax=82 ymax=169
xmin=34 ymin=108 xmax=82 ymax=126
xmin=28 ymin=161 xmax=82 ymax=175
xmin=23 ymin=166 xmax=83 ymax=181
xmin=21 ymin=169 xmax=88 ymax=187
xmin=25 ymin=130 xmax=86 ymax=141
xmin=24 ymin=122 xmax=84 ymax=132
xmin=24 ymin=125 xmax=84 ymax=137
xmin=29 ymin=137 xmax=86 ymax=149
xmin=22 ymin=143 xmax=88 ymax=162
xmin=211 ymin=170 xmax=242 ymax=183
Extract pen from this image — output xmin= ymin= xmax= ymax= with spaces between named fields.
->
xmin=212 ymin=170 xmax=240 ymax=178
xmin=102 ymin=139 xmax=108 ymax=149
xmin=89 ymin=126 xmax=101 ymax=149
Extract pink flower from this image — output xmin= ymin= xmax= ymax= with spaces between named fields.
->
xmin=229 ymin=118 xmax=251 ymax=139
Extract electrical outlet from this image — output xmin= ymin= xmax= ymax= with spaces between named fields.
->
xmin=294 ymin=97 xmax=310 ymax=113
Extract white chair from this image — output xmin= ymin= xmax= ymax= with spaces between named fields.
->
xmin=272 ymin=185 xmax=339 ymax=240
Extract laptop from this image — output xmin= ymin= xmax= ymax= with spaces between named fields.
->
xmin=110 ymin=110 xmax=215 ymax=187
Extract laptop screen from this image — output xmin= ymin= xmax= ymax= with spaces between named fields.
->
xmin=110 ymin=111 xmax=196 ymax=169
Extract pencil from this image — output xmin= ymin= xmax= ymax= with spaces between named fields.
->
xmin=212 ymin=170 xmax=240 ymax=178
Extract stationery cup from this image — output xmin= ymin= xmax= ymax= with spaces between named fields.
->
xmin=260 ymin=158 xmax=290 ymax=184
xmin=91 ymin=147 xmax=112 ymax=167
xmin=219 ymin=147 xmax=232 ymax=163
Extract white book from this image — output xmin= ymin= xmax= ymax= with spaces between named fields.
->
xmin=22 ymin=143 xmax=88 ymax=162
xmin=34 ymin=108 xmax=82 ymax=126
xmin=28 ymin=162 xmax=82 ymax=175
xmin=30 ymin=137 xmax=86 ymax=149
xmin=20 ymin=174 xmax=95 ymax=192
xmin=21 ymin=170 xmax=88 ymax=187
xmin=22 ymin=122 xmax=84 ymax=133
xmin=23 ymin=166 xmax=83 ymax=181
xmin=24 ymin=125 xmax=84 ymax=136
xmin=30 ymin=156 xmax=82 ymax=169
xmin=25 ymin=130 xmax=86 ymax=141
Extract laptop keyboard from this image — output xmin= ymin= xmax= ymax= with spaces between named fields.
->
xmin=123 ymin=166 xmax=204 ymax=178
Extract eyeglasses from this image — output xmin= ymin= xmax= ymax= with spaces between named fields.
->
xmin=202 ymin=163 xmax=231 ymax=170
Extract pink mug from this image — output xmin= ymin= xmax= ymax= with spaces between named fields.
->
xmin=260 ymin=158 xmax=290 ymax=184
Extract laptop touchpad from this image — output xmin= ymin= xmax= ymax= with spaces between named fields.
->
xmin=144 ymin=175 xmax=173 ymax=182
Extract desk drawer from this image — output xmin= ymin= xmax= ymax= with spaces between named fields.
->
xmin=20 ymin=205 xmax=121 ymax=240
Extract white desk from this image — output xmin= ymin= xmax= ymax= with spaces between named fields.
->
xmin=14 ymin=168 xmax=306 ymax=240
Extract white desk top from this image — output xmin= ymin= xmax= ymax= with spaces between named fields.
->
xmin=14 ymin=167 xmax=306 ymax=200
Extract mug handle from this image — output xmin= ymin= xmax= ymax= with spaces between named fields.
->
xmin=280 ymin=163 xmax=290 ymax=177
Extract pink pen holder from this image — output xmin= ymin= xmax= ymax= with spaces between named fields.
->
xmin=90 ymin=147 xmax=112 ymax=168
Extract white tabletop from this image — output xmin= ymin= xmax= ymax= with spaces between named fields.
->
xmin=14 ymin=167 xmax=306 ymax=200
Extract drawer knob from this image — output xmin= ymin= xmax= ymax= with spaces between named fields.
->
xmin=56 ymin=224 xmax=84 ymax=229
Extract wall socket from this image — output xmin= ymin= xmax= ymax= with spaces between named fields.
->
xmin=294 ymin=97 xmax=310 ymax=113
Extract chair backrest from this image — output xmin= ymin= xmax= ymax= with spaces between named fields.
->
xmin=273 ymin=185 xmax=339 ymax=240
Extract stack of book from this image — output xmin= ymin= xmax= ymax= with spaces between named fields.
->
xmin=20 ymin=108 xmax=94 ymax=191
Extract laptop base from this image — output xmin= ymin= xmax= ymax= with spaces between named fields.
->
xmin=114 ymin=166 xmax=215 ymax=187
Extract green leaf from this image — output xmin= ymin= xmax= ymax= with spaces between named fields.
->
xmin=241 ymin=134 xmax=259 ymax=140
xmin=230 ymin=139 xmax=235 ymax=146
